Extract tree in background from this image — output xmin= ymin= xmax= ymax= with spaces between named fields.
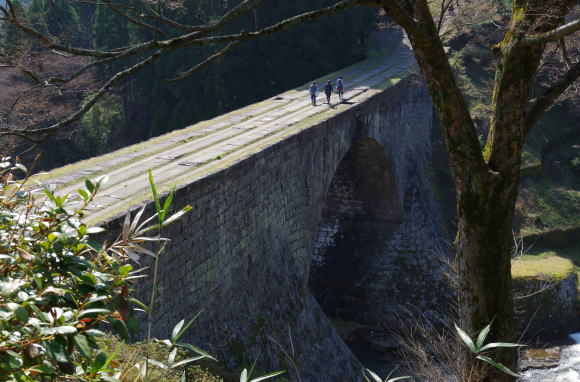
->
xmin=1 ymin=1 xmax=579 ymax=380
xmin=25 ymin=0 xmax=79 ymax=43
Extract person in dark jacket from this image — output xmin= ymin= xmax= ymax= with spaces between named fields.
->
xmin=324 ymin=80 xmax=333 ymax=104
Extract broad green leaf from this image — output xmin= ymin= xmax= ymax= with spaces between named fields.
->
xmin=476 ymin=355 xmax=520 ymax=377
xmin=42 ymin=188 xmax=57 ymax=203
xmin=73 ymin=334 xmax=92 ymax=358
xmin=86 ymin=239 xmax=103 ymax=252
xmin=26 ymin=364 xmax=53 ymax=374
xmin=78 ymin=189 xmax=89 ymax=201
xmin=454 ymin=324 xmax=477 ymax=353
xmin=85 ymin=179 xmax=95 ymax=193
xmin=42 ymin=326 xmax=78 ymax=335
xmin=85 ymin=329 xmax=105 ymax=337
xmin=250 ymin=371 xmax=285 ymax=382
xmin=13 ymin=305 xmax=29 ymax=323
xmin=0 ymin=281 xmax=25 ymax=297
xmin=476 ymin=322 xmax=492 ymax=350
xmin=95 ymin=175 xmax=109 ymax=187
xmin=45 ymin=340 xmax=69 ymax=363
xmin=15 ymin=163 xmax=27 ymax=173
xmin=109 ymin=318 xmax=130 ymax=342
xmin=127 ymin=314 xmax=141 ymax=334
xmin=92 ymin=351 xmax=107 ymax=373
xmin=87 ymin=226 xmax=105 ymax=234
xmin=5 ymin=350 xmax=23 ymax=369
xmin=78 ymin=308 xmax=111 ymax=318
xmin=479 ymin=342 xmax=524 ymax=352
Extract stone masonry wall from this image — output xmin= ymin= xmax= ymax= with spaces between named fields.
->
xmin=101 ymin=76 xmax=449 ymax=382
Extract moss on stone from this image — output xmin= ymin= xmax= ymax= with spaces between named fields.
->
xmin=511 ymin=255 xmax=575 ymax=281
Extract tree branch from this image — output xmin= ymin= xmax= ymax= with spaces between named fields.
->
xmin=520 ymin=17 xmax=580 ymax=46
xmin=167 ymin=41 xmax=241 ymax=82
xmin=0 ymin=49 xmax=167 ymax=139
xmin=101 ymin=0 xmax=167 ymax=39
xmin=178 ymin=0 xmax=374 ymax=47
xmin=524 ymin=60 xmax=580 ymax=134
xmin=381 ymin=0 xmax=486 ymax=181
xmin=1 ymin=0 xmax=371 ymax=141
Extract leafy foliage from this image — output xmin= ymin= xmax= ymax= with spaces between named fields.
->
xmin=0 ymin=160 xmax=148 ymax=381
xmin=455 ymin=322 xmax=524 ymax=378
xmin=363 ymin=367 xmax=410 ymax=382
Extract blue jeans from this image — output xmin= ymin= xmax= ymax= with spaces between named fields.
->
xmin=310 ymin=93 xmax=316 ymax=104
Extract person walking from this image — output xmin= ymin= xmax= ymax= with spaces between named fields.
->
xmin=324 ymin=80 xmax=333 ymax=104
xmin=309 ymin=82 xmax=318 ymax=106
xmin=336 ymin=77 xmax=344 ymax=101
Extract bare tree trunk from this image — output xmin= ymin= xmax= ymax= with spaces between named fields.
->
xmin=456 ymin=170 xmax=519 ymax=381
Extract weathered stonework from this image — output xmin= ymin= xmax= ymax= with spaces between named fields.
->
xmin=514 ymin=272 xmax=579 ymax=340
xmin=93 ymin=76 xmax=450 ymax=381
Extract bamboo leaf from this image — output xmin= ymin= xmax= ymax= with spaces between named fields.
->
xmin=160 ymin=186 xmax=175 ymax=222
xmin=175 ymin=311 xmax=202 ymax=343
xmin=171 ymin=319 xmax=185 ymax=343
xmin=363 ymin=368 xmax=383 ymax=382
xmin=172 ymin=356 xmax=206 ymax=369
xmin=122 ymin=211 xmax=131 ymax=241
xmin=129 ymin=298 xmax=150 ymax=313
xmin=162 ymin=205 xmax=192 ymax=227
xmin=455 ymin=324 xmax=477 ymax=353
xmin=176 ymin=342 xmax=216 ymax=361
xmin=167 ymin=347 xmax=177 ymax=368
xmin=240 ymin=368 xmax=248 ymax=382
xmin=148 ymin=358 xmax=168 ymax=370
xmin=129 ymin=205 xmax=147 ymax=235
xmin=476 ymin=355 xmax=520 ymax=377
xmin=250 ymin=371 xmax=285 ymax=382
xmin=476 ymin=322 xmax=492 ymax=350
xmin=148 ymin=170 xmax=161 ymax=218
xmin=479 ymin=342 xmax=524 ymax=352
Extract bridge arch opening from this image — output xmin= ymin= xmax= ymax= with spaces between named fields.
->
xmin=308 ymin=137 xmax=403 ymax=359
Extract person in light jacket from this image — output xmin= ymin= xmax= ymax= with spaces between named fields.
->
xmin=309 ymin=82 xmax=318 ymax=106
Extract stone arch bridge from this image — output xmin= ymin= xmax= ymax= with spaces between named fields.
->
xmin=41 ymin=31 xmax=452 ymax=382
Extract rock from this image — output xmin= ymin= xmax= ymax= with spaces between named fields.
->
xmin=519 ymin=347 xmax=562 ymax=371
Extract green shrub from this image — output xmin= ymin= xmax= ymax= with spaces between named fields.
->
xmin=0 ymin=159 xmax=146 ymax=381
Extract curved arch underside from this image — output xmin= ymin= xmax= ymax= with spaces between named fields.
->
xmin=309 ymin=138 xmax=402 ymax=323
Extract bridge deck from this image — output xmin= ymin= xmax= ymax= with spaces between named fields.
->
xmin=38 ymin=30 xmax=415 ymax=225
